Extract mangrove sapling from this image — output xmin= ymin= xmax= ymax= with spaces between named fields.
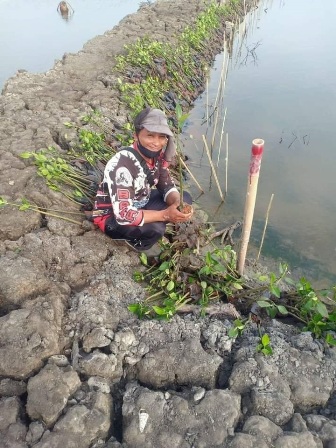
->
xmin=174 ymin=103 xmax=192 ymax=213
xmin=255 ymin=193 xmax=274 ymax=264
xmin=129 ymin=226 xmax=336 ymax=349
xmin=0 ymin=197 xmax=83 ymax=226
xmin=256 ymin=330 xmax=273 ymax=356
xmin=20 ymin=149 xmax=97 ymax=205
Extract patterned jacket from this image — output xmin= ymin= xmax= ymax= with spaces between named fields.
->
xmin=92 ymin=145 xmax=178 ymax=230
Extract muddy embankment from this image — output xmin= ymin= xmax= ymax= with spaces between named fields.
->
xmin=0 ymin=0 xmax=336 ymax=447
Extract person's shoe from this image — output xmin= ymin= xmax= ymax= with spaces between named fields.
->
xmin=142 ymin=242 xmax=162 ymax=257
xmin=122 ymin=240 xmax=143 ymax=252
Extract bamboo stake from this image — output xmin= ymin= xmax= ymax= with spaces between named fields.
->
xmin=202 ymin=135 xmax=225 ymax=201
xmin=212 ymin=45 xmax=226 ymax=116
xmin=211 ymin=55 xmax=229 ymax=152
xmin=216 ymin=107 xmax=227 ymax=167
xmin=206 ymin=78 xmax=209 ymax=123
xmin=237 ymin=138 xmax=264 ymax=275
xmin=179 ymin=155 xmax=204 ymax=193
xmin=225 ymin=132 xmax=229 ymax=194
xmin=255 ymin=193 xmax=274 ymax=264
xmin=211 ymin=106 xmax=220 ymax=151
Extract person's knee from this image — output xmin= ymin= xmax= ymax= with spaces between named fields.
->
xmin=148 ymin=222 xmax=166 ymax=238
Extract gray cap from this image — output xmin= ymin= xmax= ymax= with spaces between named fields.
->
xmin=140 ymin=109 xmax=173 ymax=137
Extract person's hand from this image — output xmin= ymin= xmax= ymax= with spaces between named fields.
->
xmin=162 ymin=204 xmax=193 ymax=223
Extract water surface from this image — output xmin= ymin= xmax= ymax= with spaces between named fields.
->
xmin=183 ymin=0 xmax=336 ymax=287
xmin=0 ymin=0 xmax=141 ymax=89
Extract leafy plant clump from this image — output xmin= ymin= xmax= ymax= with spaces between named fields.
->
xmin=128 ymin=230 xmax=336 ymax=350
xmin=115 ymin=0 xmax=242 ymax=118
xmin=129 ymin=240 xmax=244 ymax=320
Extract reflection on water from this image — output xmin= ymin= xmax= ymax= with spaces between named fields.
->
xmin=183 ymin=0 xmax=336 ymax=287
xmin=0 ymin=0 xmax=141 ymax=90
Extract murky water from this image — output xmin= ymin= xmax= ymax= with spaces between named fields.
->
xmin=1 ymin=0 xmax=335 ymax=286
xmin=183 ymin=0 xmax=336 ymax=287
xmin=0 ymin=0 xmax=141 ymax=89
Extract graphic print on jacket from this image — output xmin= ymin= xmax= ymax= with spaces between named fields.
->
xmin=98 ymin=148 xmax=177 ymax=227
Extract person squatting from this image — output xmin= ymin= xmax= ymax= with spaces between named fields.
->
xmin=92 ymin=107 xmax=193 ymax=251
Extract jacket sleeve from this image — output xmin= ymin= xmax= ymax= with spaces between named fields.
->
xmin=156 ymin=158 xmax=179 ymax=201
xmin=105 ymin=151 xmax=145 ymax=226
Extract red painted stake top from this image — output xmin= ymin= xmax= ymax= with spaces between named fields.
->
xmin=251 ymin=138 xmax=264 ymax=156
xmin=249 ymin=138 xmax=264 ymax=177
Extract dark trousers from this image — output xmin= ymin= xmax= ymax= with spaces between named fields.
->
xmin=105 ymin=190 xmax=192 ymax=250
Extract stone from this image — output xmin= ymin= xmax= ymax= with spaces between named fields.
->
xmin=79 ymin=351 xmax=123 ymax=381
xmin=247 ymin=388 xmax=294 ymax=426
xmin=227 ymin=433 xmax=269 ymax=448
xmin=274 ymin=431 xmax=323 ymax=448
xmin=0 ymin=309 xmax=61 ymax=379
xmin=0 ymin=379 xmax=27 ymax=397
xmin=0 ymin=255 xmax=50 ymax=311
xmin=123 ymin=383 xmax=241 ymax=448
xmin=82 ymin=327 xmax=114 ymax=353
xmin=26 ymin=422 xmax=45 ymax=445
xmin=0 ymin=397 xmax=20 ymax=432
xmin=136 ymin=338 xmax=222 ymax=389
xmin=26 ymin=364 xmax=81 ymax=427
xmin=32 ymin=392 xmax=112 ymax=448
xmin=242 ymin=415 xmax=283 ymax=443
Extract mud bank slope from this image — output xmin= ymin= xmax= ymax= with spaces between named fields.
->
xmin=0 ymin=1 xmax=336 ymax=447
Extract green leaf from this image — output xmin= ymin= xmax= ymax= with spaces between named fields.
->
xmin=169 ymin=292 xmax=178 ymax=300
xmin=262 ymin=346 xmax=273 ymax=356
xmin=175 ymin=103 xmax=182 ymax=118
xmin=315 ymin=301 xmax=329 ymax=318
xmin=257 ymin=300 xmax=271 ymax=308
xmin=233 ymin=319 xmax=245 ymax=330
xmin=267 ymin=307 xmax=278 ymax=319
xmin=19 ymin=204 xmax=30 ymax=211
xmin=284 ymin=276 xmax=296 ymax=285
xmin=232 ymin=282 xmax=243 ymax=290
xmin=325 ymin=333 xmax=336 ymax=346
xmin=277 ymin=305 xmax=288 ymax=315
xmin=258 ymin=275 xmax=269 ymax=282
xmin=20 ymin=152 xmax=32 ymax=159
xmin=128 ymin=303 xmax=140 ymax=313
xmin=166 ymin=280 xmax=175 ymax=292
xmin=270 ymin=285 xmax=281 ymax=298
xmin=261 ymin=334 xmax=270 ymax=346
xmin=206 ymin=252 xmax=212 ymax=265
xmin=152 ymin=306 xmax=168 ymax=316
xmin=139 ymin=253 xmax=148 ymax=266
xmin=133 ymin=271 xmax=144 ymax=282
xmin=159 ymin=261 xmax=170 ymax=271
xmin=279 ymin=263 xmax=284 ymax=275
xmin=228 ymin=328 xmax=238 ymax=338
xmin=0 ymin=197 xmax=8 ymax=206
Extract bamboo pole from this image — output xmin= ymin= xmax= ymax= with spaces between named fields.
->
xmin=225 ymin=132 xmax=229 ymax=194
xmin=206 ymin=78 xmax=209 ymax=123
xmin=237 ymin=138 xmax=264 ymax=275
xmin=216 ymin=107 xmax=227 ymax=167
xmin=255 ymin=193 xmax=274 ymax=263
xmin=202 ymin=135 xmax=225 ymax=201
xmin=179 ymin=155 xmax=204 ymax=193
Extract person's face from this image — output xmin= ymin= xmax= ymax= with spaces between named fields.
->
xmin=137 ymin=128 xmax=168 ymax=153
